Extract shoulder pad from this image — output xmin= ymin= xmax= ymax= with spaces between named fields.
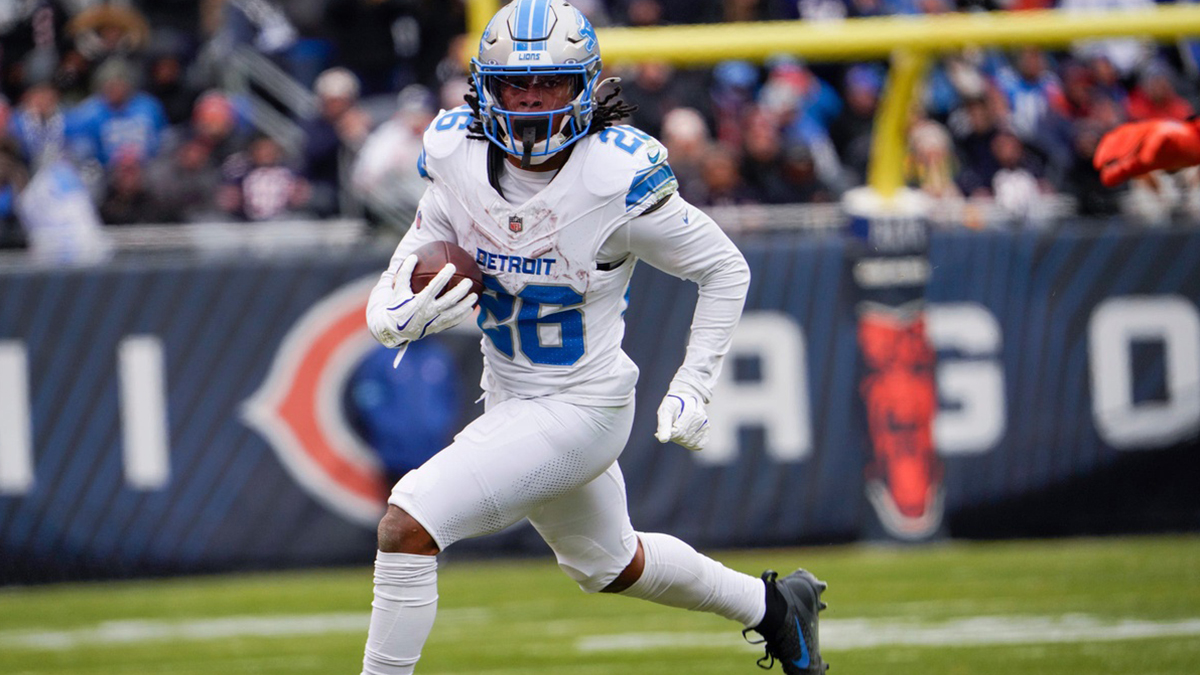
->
xmin=581 ymin=126 xmax=678 ymax=214
xmin=418 ymin=105 xmax=479 ymax=183
xmin=421 ymin=106 xmax=476 ymax=160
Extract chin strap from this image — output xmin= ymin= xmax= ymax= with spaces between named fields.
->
xmin=520 ymin=126 xmax=536 ymax=168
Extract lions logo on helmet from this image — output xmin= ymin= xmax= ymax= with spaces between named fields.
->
xmin=471 ymin=0 xmax=603 ymax=165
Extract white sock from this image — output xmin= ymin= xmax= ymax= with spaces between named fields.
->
xmin=619 ymin=532 xmax=766 ymax=628
xmin=361 ymin=551 xmax=439 ymax=675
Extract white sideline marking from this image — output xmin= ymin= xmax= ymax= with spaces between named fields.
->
xmin=5 ymin=611 xmax=1197 ymax=653
xmin=575 ymin=615 xmax=1200 ymax=653
xmin=0 ymin=609 xmax=489 ymax=651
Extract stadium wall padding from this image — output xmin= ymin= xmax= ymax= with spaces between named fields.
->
xmin=1 ymin=228 xmax=1198 ymax=583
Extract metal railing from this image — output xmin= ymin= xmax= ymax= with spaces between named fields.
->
xmin=222 ymin=47 xmax=318 ymax=158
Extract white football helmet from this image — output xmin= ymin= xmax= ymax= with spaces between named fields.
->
xmin=471 ymin=0 xmax=602 ymax=165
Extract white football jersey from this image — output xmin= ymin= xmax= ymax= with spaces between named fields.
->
xmin=369 ymin=106 xmax=750 ymax=406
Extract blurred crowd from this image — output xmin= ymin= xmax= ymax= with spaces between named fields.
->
xmin=1 ymin=0 xmax=1198 ymax=256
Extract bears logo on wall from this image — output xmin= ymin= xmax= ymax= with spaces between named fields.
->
xmin=857 ymin=303 xmax=944 ymax=540
xmin=242 ymin=277 xmax=388 ymax=526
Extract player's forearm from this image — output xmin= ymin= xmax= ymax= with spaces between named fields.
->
xmin=673 ymin=249 xmax=751 ymax=402
xmin=626 ymin=197 xmax=751 ymax=401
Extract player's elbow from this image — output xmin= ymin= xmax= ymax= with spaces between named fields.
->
xmin=701 ymin=250 xmax=751 ymax=299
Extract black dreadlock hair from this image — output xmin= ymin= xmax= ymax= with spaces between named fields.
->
xmin=463 ymin=83 xmax=638 ymax=143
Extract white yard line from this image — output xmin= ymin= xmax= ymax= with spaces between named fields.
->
xmin=575 ymin=615 xmax=1200 ymax=653
xmin=3 ymin=611 xmax=1198 ymax=653
xmin=0 ymin=608 xmax=488 ymax=651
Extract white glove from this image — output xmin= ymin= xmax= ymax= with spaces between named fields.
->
xmin=655 ymin=391 xmax=710 ymax=452
xmin=368 ymin=254 xmax=477 ymax=350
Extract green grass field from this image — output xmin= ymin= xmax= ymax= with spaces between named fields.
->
xmin=2 ymin=534 xmax=1198 ymax=675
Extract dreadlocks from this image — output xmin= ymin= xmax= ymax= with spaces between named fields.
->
xmin=463 ymin=83 xmax=638 ymax=143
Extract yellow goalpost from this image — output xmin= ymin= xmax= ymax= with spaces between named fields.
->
xmin=465 ymin=1 xmax=1200 ymax=198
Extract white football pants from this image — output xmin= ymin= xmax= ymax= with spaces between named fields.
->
xmin=362 ymin=394 xmax=765 ymax=675
xmin=391 ymin=394 xmax=639 ymax=589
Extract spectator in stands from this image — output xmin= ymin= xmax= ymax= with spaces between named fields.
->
xmin=98 ymin=150 xmax=159 ymax=225
xmin=696 ymin=146 xmax=758 ymax=206
xmin=1048 ymin=63 xmax=1127 ymax=193
xmin=740 ymin=108 xmax=791 ymax=203
xmin=997 ymin=47 xmax=1060 ymax=141
xmin=659 ymin=107 xmax=712 ymax=202
xmin=622 ymin=0 xmax=662 ymax=26
xmin=65 ymin=57 xmax=167 ymax=169
xmin=1050 ymin=61 xmax=1096 ymax=124
xmin=145 ymin=47 xmax=199 ymax=126
xmin=1085 ymin=54 xmax=1128 ymax=109
xmin=1063 ymin=123 xmax=1122 ymax=218
xmin=779 ymin=141 xmax=837 ymax=204
xmin=722 ymin=0 xmax=790 ymax=22
xmin=1125 ymin=61 xmax=1195 ymax=122
xmin=0 ymin=101 xmax=29 ymax=249
xmin=65 ymin=3 xmax=151 ymax=67
xmin=907 ymin=119 xmax=963 ymax=204
xmin=829 ymin=64 xmax=882 ymax=184
xmin=989 ymin=130 xmax=1050 ymax=226
xmin=762 ymin=56 xmax=842 ymax=142
xmin=951 ymin=93 xmax=1003 ymax=196
xmin=0 ymin=1 xmax=88 ymax=105
xmin=9 ymin=81 xmax=67 ymax=170
xmin=50 ymin=48 xmax=93 ymax=106
xmin=759 ymin=56 xmax=847 ymax=190
xmin=844 ymin=0 xmax=891 ymax=18
xmin=220 ymin=134 xmax=311 ymax=221
xmin=0 ymin=98 xmax=11 ymax=147
xmin=133 ymin=0 xmax=206 ymax=52
xmin=302 ymin=66 xmax=371 ymax=217
xmin=709 ymin=60 xmax=759 ymax=151
xmin=617 ymin=61 xmax=713 ymax=141
xmin=186 ymin=90 xmax=250 ymax=165
xmin=795 ymin=0 xmax=845 ymax=21
xmin=144 ymin=136 xmax=222 ymax=223
xmin=351 ymin=84 xmax=437 ymax=230
xmin=0 ymin=0 xmax=71 ymax=97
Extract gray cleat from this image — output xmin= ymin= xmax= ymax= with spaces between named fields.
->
xmin=745 ymin=568 xmax=829 ymax=674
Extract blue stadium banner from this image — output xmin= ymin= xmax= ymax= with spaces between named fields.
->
xmin=2 ymin=228 xmax=1199 ymax=583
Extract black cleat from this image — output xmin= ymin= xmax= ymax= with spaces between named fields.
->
xmin=744 ymin=569 xmax=828 ymax=674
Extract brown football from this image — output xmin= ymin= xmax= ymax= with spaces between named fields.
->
xmin=405 ymin=240 xmax=485 ymax=302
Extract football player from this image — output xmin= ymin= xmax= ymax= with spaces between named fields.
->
xmin=362 ymin=2 xmax=827 ymax=674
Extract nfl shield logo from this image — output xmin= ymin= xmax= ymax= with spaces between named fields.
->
xmin=508 ymin=215 xmax=523 ymax=233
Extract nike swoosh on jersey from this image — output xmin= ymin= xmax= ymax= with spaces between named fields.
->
xmin=647 ymin=149 xmax=661 ymax=163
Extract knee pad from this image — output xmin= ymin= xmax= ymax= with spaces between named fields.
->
xmin=546 ymin=533 xmax=635 ymax=594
